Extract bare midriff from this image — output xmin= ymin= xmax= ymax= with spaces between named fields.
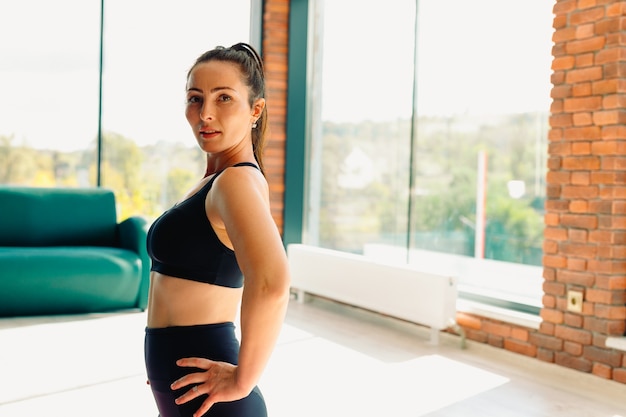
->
xmin=147 ymin=271 xmax=243 ymax=328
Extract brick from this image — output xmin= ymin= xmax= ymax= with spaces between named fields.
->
xmin=594 ymin=109 xmax=626 ymax=125
xmin=567 ymin=228 xmax=588 ymax=241
xmin=555 ymin=325 xmax=593 ymax=344
xmin=539 ymin=321 xmax=555 ymax=336
xmin=571 ymin=141 xmax=590 ymax=154
xmin=543 ymin=294 xmax=557 ymax=308
xmin=557 ymin=269 xmax=595 ymax=286
xmin=530 ymin=332 xmax=563 ymax=350
xmin=456 ymin=312 xmax=481 ymax=330
xmin=589 ymin=200 xmax=613 ymax=214
xmin=567 ymin=257 xmax=587 ymax=270
xmin=573 ymin=82 xmax=592 ymax=96
xmin=560 ymin=242 xmax=597 ymax=257
xmin=604 ymin=62 xmax=626 ymax=79
xmin=547 ymin=184 xmax=562 ymax=198
xmin=602 ymin=156 xmax=626 ymax=170
xmin=602 ymin=93 xmax=626 ymax=109
xmin=465 ymin=329 xmax=488 ymax=344
xmin=544 ymin=240 xmax=559 ymax=253
xmin=544 ymin=213 xmax=564 ymax=226
xmin=561 ymin=185 xmax=600 ymax=198
xmin=553 ymin=0 xmax=577 ymax=15
xmin=597 ymin=275 xmax=626 ymax=290
xmin=584 ymin=345 xmax=623 ymax=367
xmin=592 ymin=78 xmax=626 ymax=95
xmin=548 ymin=156 xmax=563 ymax=170
xmin=587 ymin=288 xmax=626 ymax=304
xmin=488 ymin=334 xmax=504 ymax=348
xmin=483 ymin=321 xmax=512 ymax=339
xmin=560 ymin=213 xmax=598 ymax=229
xmin=573 ymin=5 xmax=606 ymax=22
xmin=547 ymin=171 xmax=571 ymax=184
xmin=614 ymin=368 xmax=626 ymax=384
xmin=537 ymin=348 xmax=555 ymax=363
xmin=565 ymin=38 xmax=606 ymax=56
xmin=544 ymin=254 xmax=568 ymax=268
xmin=553 ymin=55 xmax=576 ymax=70
xmin=511 ymin=328 xmax=529 ymax=342
xmin=564 ymin=96 xmax=603 ymax=112
xmin=564 ymin=340 xmax=583 ymax=356
xmin=541 ymin=307 xmax=565 ymax=324
xmin=595 ymin=304 xmax=626 ymax=320
xmin=584 ymin=316 xmax=626 ymax=335
xmin=543 ymin=281 xmax=566 ymax=297
xmin=602 ymin=125 xmax=626 ymax=139
xmin=595 ymin=44 xmax=626 ymax=63
xmin=592 ymin=363 xmax=612 ymax=379
xmin=575 ymin=22 xmax=594 ymax=39
xmin=563 ymin=126 xmax=602 ymax=141
xmin=571 ymin=172 xmax=591 ymax=185
xmin=591 ymin=171 xmax=623 ymax=184
xmin=544 ymin=268 xmax=557 ymax=281
xmin=561 ymin=156 xmax=601 ymax=170
xmin=504 ymin=339 xmax=537 ymax=357
xmin=555 ymin=352 xmax=593 ymax=373
xmin=612 ymin=245 xmax=626 ymax=258
xmin=551 ymin=113 xmax=574 ymax=128
xmin=564 ymin=312 xmax=584 ymax=328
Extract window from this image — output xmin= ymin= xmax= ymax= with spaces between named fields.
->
xmin=0 ymin=0 xmax=255 ymax=221
xmin=0 ymin=0 xmax=100 ymax=186
xmin=304 ymin=0 xmax=553 ymax=312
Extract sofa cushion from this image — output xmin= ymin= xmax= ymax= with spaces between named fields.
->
xmin=0 ymin=187 xmax=117 ymax=247
xmin=0 ymin=247 xmax=142 ymax=316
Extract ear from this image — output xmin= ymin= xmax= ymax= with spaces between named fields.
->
xmin=251 ymin=98 xmax=266 ymax=120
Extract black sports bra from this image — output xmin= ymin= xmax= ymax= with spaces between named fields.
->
xmin=146 ymin=162 xmax=259 ymax=288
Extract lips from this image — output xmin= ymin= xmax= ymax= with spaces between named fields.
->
xmin=199 ymin=128 xmax=220 ymax=138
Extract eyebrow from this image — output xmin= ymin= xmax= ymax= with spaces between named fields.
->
xmin=186 ymin=86 xmax=236 ymax=94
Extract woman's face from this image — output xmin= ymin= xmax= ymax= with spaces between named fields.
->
xmin=185 ymin=60 xmax=263 ymax=154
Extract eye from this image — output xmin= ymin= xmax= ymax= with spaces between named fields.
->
xmin=217 ymin=94 xmax=232 ymax=103
xmin=186 ymin=95 xmax=201 ymax=104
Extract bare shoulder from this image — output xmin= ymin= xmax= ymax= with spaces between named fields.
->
xmin=212 ymin=164 xmax=269 ymax=205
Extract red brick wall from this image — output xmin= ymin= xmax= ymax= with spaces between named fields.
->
xmin=458 ymin=0 xmax=626 ymax=385
xmin=262 ymin=0 xmax=289 ymax=233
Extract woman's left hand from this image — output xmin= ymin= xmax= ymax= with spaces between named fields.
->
xmin=171 ymin=357 xmax=249 ymax=417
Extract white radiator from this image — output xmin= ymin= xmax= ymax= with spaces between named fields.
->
xmin=287 ymin=244 xmax=459 ymax=344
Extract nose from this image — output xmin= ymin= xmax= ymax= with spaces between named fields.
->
xmin=200 ymin=102 xmax=213 ymax=121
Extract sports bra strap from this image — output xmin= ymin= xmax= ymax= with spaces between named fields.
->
xmin=232 ymin=162 xmax=260 ymax=170
xmin=207 ymin=162 xmax=260 ymax=187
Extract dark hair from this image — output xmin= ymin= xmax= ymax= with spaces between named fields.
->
xmin=188 ymin=43 xmax=268 ymax=175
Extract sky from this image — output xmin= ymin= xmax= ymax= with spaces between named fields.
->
xmin=0 ymin=0 xmax=554 ymax=151
xmin=319 ymin=0 xmax=554 ymax=121
xmin=0 ymin=0 xmax=251 ymax=151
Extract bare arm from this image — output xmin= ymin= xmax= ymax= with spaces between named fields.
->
xmin=216 ymin=167 xmax=291 ymax=392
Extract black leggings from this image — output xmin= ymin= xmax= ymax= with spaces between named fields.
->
xmin=145 ymin=323 xmax=267 ymax=417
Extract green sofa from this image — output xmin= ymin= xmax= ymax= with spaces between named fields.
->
xmin=0 ymin=186 xmax=150 ymax=317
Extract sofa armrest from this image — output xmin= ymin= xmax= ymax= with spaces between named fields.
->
xmin=118 ymin=216 xmax=150 ymax=310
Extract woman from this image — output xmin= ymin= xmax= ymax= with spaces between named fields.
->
xmin=145 ymin=43 xmax=290 ymax=417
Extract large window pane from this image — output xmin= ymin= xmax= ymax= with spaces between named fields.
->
xmin=0 ymin=0 xmax=100 ymax=186
xmin=406 ymin=0 xmax=551 ymax=307
xmin=102 ymin=0 xmax=252 ymax=219
xmin=306 ymin=1 xmax=553 ymax=310
xmin=305 ymin=0 xmax=416 ymax=253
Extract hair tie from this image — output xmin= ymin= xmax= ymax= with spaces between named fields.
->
xmin=232 ymin=42 xmax=263 ymax=72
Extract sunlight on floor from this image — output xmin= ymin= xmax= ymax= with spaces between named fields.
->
xmin=262 ymin=324 xmax=509 ymax=417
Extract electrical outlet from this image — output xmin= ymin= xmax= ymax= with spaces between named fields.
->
xmin=567 ymin=290 xmax=583 ymax=313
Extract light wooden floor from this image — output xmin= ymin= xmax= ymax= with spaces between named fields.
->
xmin=0 ymin=295 xmax=625 ymax=416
